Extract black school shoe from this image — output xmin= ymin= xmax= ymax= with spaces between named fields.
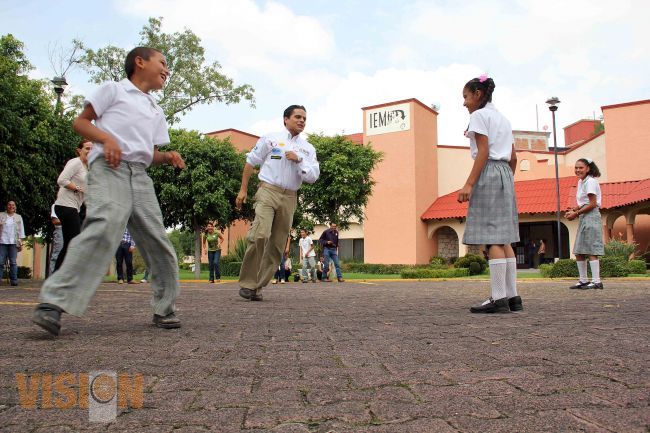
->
xmin=153 ymin=312 xmax=181 ymax=329
xmin=584 ymin=282 xmax=604 ymax=290
xmin=508 ymin=296 xmax=523 ymax=311
xmin=569 ymin=281 xmax=590 ymax=290
xmin=470 ymin=297 xmax=510 ymax=314
xmin=32 ymin=303 xmax=63 ymax=336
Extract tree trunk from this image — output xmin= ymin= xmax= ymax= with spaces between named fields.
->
xmin=193 ymin=218 xmax=202 ymax=279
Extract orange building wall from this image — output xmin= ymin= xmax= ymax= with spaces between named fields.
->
xmin=564 ymin=119 xmax=601 ymax=146
xmin=602 ymin=100 xmax=650 ymax=182
xmin=412 ymin=102 xmax=439 ymax=264
xmin=363 ymin=100 xmax=438 ymax=264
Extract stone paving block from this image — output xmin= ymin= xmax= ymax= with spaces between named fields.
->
xmin=448 ymin=410 xmax=608 ymax=433
xmin=568 ymin=407 xmax=650 ymax=432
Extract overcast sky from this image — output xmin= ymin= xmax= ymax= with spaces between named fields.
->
xmin=3 ymin=0 xmax=648 ymax=147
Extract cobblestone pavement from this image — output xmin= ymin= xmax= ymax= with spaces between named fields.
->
xmin=0 ymin=279 xmax=648 ymax=432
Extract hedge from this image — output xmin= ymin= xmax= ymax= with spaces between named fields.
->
xmin=542 ymin=257 xmax=635 ymax=278
xmin=626 ymin=259 xmax=647 ymax=275
xmin=401 ymin=268 xmax=469 ymax=279
xmin=599 ymin=257 xmax=628 ymax=278
xmin=341 ymin=263 xmax=416 ymax=274
xmin=221 ymin=261 xmax=242 ymax=277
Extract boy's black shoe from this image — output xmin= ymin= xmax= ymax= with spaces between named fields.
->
xmin=569 ymin=281 xmax=589 ymax=289
xmin=250 ymin=291 xmax=263 ymax=301
xmin=239 ymin=288 xmax=253 ymax=299
xmin=32 ymin=303 xmax=63 ymax=336
xmin=508 ymin=296 xmax=523 ymax=311
xmin=470 ymin=297 xmax=510 ymax=314
xmin=153 ymin=312 xmax=181 ymax=329
xmin=584 ymin=282 xmax=604 ymax=290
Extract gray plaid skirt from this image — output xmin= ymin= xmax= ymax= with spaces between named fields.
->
xmin=463 ymin=160 xmax=520 ymax=245
xmin=573 ymin=208 xmax=604 ymax=256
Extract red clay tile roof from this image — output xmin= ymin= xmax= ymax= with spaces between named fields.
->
xmin=421 ymin=177 xmax=650 ymax=221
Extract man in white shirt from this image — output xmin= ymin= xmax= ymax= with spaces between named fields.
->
xmin=236 ymin=105 xmax=320 ymax=301
xmin=0 ymin=200 xmax=25 ymax=286
xmin=299 ymin=228 xmax=317 ymax=283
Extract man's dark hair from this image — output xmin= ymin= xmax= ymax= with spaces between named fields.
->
xmin=283 ymin=105 xmax=306 ymax=125
xmin=124 ymin=47 xmax=162 ymax=79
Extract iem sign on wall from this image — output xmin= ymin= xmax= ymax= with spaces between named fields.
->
xmin=366 ymin=103 xmax=410 ymax=136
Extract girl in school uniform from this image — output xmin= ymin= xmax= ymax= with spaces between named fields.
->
xmin=566 ymin=158 xmax=604 ymax=289
xmin=458 ymin=74 xmax=522 ymax=313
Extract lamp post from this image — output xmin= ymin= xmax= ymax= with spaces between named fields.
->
xmin=46 ymin=76 xmax=68 ymax=277
xmin=51 ymin=76 xmax=68 ymax=114
xmin=546 ymin=96 xmax=561 ymax=260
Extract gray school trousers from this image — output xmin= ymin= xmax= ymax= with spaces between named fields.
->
xmin=39 ymin=159 xmax=179 ymax=317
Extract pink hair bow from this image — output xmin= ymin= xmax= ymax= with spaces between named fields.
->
xmin=479 ymin=73 xmax=489 ymax=83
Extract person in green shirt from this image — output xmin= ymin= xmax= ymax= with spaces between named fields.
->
xmin=202 ymin=222 xmax=224 ymax=283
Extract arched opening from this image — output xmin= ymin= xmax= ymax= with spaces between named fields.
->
xmin=434 ymin=226 xmax=459 ymax=260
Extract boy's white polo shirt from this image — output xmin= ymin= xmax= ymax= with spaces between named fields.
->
xmin=85 ymin=79 xmax=170 ymax=167
xmin=299 ymin=236 xmax=316 ymax=257
xmin=466 ymin=102 xmax=514 ymax=161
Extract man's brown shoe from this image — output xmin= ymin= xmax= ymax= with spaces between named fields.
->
xmin=337 ymin=278 xmax=345 ymax=282
xmin=153 ymin=312 xmax=181 ymax=329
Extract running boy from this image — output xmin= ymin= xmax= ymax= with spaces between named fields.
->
xmin=458 ymin=74 xmax=522 ymax=313
xmin=32 ymin=47 xmax=185 ymax=335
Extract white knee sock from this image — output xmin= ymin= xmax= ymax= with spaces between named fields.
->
xmin=505 ymin=257 xmax=518 ymax=298
xmin=589 ymin=260 xmax=600 ymax=283
xmin=577 ymin=260 xmax=588 ymax=283
xmin=489 ymin=259 xmax=507 ymax=300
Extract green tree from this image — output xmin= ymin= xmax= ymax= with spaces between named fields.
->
xmin=0 ymin=34 xmax=79 ymax=241
xmin=168 ymin=229 xmax=195 ymax=262
xmin=148 ymin=129 xmax=257 ymax=277
xmin=297 ymin=134 xmax=383 ymax=230
xmin=76 ymin=17 xmax=255 ymax=124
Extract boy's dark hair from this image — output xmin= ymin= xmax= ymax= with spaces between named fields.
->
xmin=283 ymin=105 xmax=306 ymax=125
xmin=577 ymin=158 xmax=602 ymax=178
xmin=464 ymin=77 xmax=496 ymax=110
xmin=78 ymin=139 xmax=90 ymax=149
xmin=124 ymin=47 xmax=162 ymax=79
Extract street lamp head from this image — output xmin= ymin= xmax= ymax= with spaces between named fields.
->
xmin=546 ymin=96 xmax=560 ymax=111
xmin=51 ymin=76 xmax=68 ymax=96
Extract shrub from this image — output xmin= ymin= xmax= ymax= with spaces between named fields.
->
xmin=220 ymin=254 xmax=238 ymax=264
xmin=599 ymin=257 xmax=629 ymax=278
xmin=468 ymin=261 xmax=482 ymax=275
xmin=17 ymin=266 xmax=31 ymax=279
xmin=548 ymin=259 xmax=579 ymax=278
xmin=539 ymin=264 xmax=553 ymax=278
xmin=401 ymin=268 xmax=470 ymax=279
xmin=231 ymin=237 xmax=248 ymax=262
xmin=454 ymin=254 xmax=488 ymax=274
xmin=604 ymin=239 xmax=637 ymax=260
xmin=448 ymin=257 xmax=459 ymax=264
xmin=626 ymin=259 xmax=647 ymax=275
xmin=221 ymin=261 xmax=242 ymax=277
xmin=429 ymin=256 xmax=446 ymax=266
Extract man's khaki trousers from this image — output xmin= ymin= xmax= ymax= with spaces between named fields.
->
xmin=239 ymin=183 xmax=297 ymax=293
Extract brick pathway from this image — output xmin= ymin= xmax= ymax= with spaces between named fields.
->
xmin=1 ymin=279 xmax=648 ymax=432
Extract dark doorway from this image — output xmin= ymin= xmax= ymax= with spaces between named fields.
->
xmin=516 ymin=221 xmax=569 ymax=268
